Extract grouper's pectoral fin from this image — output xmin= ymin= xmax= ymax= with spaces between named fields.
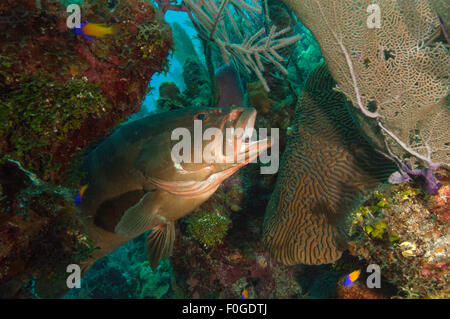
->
xmin=146 ymin=222 xmax=175 ymax=270
xmin=114 ymin=191 xmax=159 ymax=238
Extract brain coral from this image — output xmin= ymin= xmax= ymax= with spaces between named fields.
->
xmin=263 ymin=63 xmax=396 ymax=266
xmin=282 ymin=0 xmax=449 ymax=171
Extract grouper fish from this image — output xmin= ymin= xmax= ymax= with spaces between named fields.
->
xmin=79 ymin=106 xmax=270 ymax=270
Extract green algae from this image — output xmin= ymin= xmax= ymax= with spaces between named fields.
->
xmin=0 ymin=72 xmax=110 ymax=175
xmin=187 ymin=210 xmax=232 ymax=248
xmin=349 ymin=189 xmax=400 ymax=243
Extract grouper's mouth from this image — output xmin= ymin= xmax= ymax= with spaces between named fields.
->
xmin=219 ymin=108 xmax=270 ymax=167
xmin=147 ymin=108 xmax=272 ymax=197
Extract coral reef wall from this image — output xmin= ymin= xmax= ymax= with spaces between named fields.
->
xmin=0 ymin=0 xmax=173 ymax=183
xmin=345 ymin=170 xmax=449 ymax=298
xmin=0 ymin=0 xmax=173 ymax=298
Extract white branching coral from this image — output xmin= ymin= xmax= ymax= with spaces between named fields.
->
xmin=215 ymin=25 xmax=300 ymax=91
xmin=157 ymin=0 xmax=301 ymax=91
xmin=282 ymin=0 xmax=450 ymax=171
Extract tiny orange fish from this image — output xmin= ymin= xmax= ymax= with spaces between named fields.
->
xmin=240 ymin=288 xmax=248 ymax=299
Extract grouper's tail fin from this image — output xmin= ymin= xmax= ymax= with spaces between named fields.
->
xmin=146 ymin=222 xmax=175 ymax=270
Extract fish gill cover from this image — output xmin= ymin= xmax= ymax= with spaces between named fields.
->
xmin=0 ymin=0 xmax=448 ymax=300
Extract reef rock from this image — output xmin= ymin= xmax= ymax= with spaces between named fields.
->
xmin=346 ymin=170 xmax=450 ymax=298
xmin=171 ymin=172 xmax=303 ymax=299
xmin=0 ymin=0 xmax=173 ymax=298
xmin=0 ymin=0 xmax=173 ymax=183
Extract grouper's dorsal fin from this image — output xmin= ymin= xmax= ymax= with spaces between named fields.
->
xmin=146 ymin=222 xmax=175 ymax=270
xmin=114 ymin=191 xmax=159 ymax=238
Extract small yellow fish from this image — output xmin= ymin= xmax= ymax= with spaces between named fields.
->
xmin=74 ymin=184 xmax=88 ymax=204
xmin=82 ymin=23 xmax=115 ymax=37
xmin=344 ymin=269 xmax=361 ymax=287
xmin=73 ymin=21 xmax=115 ymax=41
xmin=240 ymin=288 xmax=248 ymax=299
xmin=349 ymin=270 xmax=361 ymax=282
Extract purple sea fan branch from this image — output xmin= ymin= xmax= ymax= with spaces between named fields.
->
xmin=377 ymin=136 xmax=444 ymax=195
xmin=392 ymin=161 xmax=443 ymax=195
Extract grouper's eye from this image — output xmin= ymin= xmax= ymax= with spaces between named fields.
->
xmin=194 ymin=112 xmax=208 ymax=121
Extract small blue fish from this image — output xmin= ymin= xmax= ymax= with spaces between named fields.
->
xmin=72 ymin=21 xmax=115 ymax=42
xmin=74 ymin=184 xmax=88 ymax=205
xmin=72 ymin=21 xmax=93 ymax=41
xmin=343 ymin=270 xmax=361 ymax=287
